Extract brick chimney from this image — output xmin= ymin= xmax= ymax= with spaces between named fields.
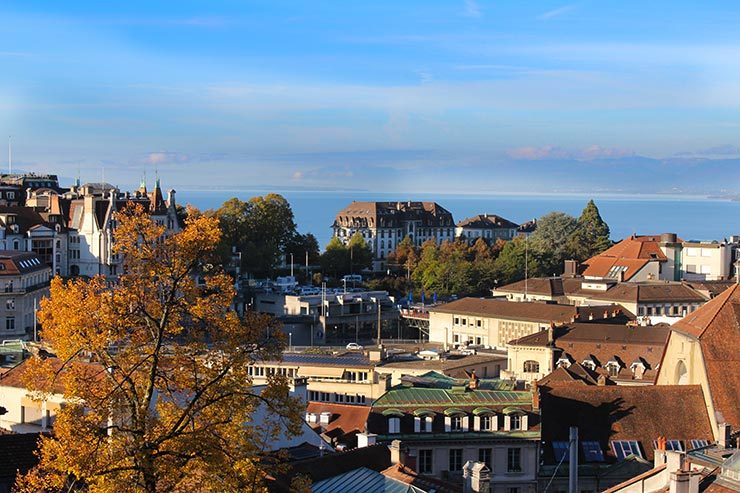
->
xmin=468 ymin=370 xmax=479 ymax=390
xmin=718 ymin=423 xmax=731 ymax=448
xmin=669 ymin=470 xmax=700 ymax=493
xmin=531 ymin=380 xmax=540 ymax=411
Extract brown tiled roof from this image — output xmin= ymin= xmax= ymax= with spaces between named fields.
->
xmin=306 ymin=402 xmax=370 ymax=439
xmin=333 ymin=201 xmax=454 ymax=228
xmin=668 ymin=284 xmax=740 ymax=430
xmin=582 ymin=257 xmax=652 ymax=281
xmin=456 ymin=214 xmax=519 ymax=230
xmin=0 ymin=251 xmax=49 ymax=276
xmin=0 ymin=357 xmax=104 ymax=395
xmin=430 ymin=298 xmax=624 ymax=324
xmin=581 ymin=235 xmax=674 ymax=280
xmin=540 ymin=385 xmax=713 ymax=463
xmin=381 ymin=463 xmax=462 ymax=493
xmin=378 ymin=353 xmax=505 ymax=372
xmin=576 ymin=282 xmax=708 ymax=304
xmin=537 ymin=364 xmax=602 ymax=387
xmin=683 ymin=281 xmax=736 ymax=299
xmin=496 ymin=277 xmax=583 ymax=297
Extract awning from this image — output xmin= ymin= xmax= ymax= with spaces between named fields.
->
xmin=502 ymin=406 xmax=526 ymax=416
xmin=472 ymin=407 xmax=495 ymax=416
xmin=297 ymin=366 xmax=346 ymax=378
xmin=413 ymin=409 xmax=436 ymax=417
xmin=381 ymin=408 xmax=404 ymax=417
xmin=443 ymin=408 xmax=466 ymax=416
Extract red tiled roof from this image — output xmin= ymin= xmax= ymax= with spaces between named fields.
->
xmin=540 ymin=385 xmax=713 ymax=463
xmin=306 ymin=402 xmax=370 ymax=439
xmin=381 ymin=463 xmax=462 ymax=493
xmin=668 ymin=285 xmax=740 ymax=429
xmin=581 ymin=235 xmax=671 ymax=280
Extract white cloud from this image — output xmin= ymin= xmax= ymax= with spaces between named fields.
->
xmin=538 ymin=4 xmax=577 ymax=20
xmin=144 ymin=151 xmax=190 ymax=165
xmin=462 ymin=0 xmax=482 ymax=18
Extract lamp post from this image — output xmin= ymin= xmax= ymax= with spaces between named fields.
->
xmin=288 ymin=332 xmax=292 ymax=352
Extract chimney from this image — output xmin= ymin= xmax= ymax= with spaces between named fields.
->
xmin=564 ymin=260 xmax=578 ymax=277
xmin=618 ymin=270 xmax=626 ymax=283
xmin=463 ymin=461 xmax=491 ymax=493
xmin=390 ymin=440 xmax=404 ymax=465
xmin=319 ymin=411 xmax=331 ymax=426
xmin=357 ymin=432 xmax=377 ymax=448
xmin=718 ymin=423 xmax=731 ymax=448
xmin=468 ymin=370 xmax=479 ymax=390
xmin=597 ymin=374 xmax=608 ymax=386
xmin=532 ymin=380 xmax=540 ymax=411
xmin=669 ymin=470 xmax=700 ymax=493
xmin=548 ymin=323 xmax=555 ymax=345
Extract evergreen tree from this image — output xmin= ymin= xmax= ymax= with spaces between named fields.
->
xmin=569 ymin=200 xmax=611 ymax=261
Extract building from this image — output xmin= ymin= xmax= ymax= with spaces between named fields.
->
xmin=656 ymin=284 xmax=740 ymax=440
xmin=305 ymin=402 xmax=371 ymax=448
xmin=581 ymin=233 xmax=739 ymax=282
xmin=248 ymin=352 xmax=390 ymax=406
xmin=376 ymin=354 xmax=507 ymax=386
xmin=503 ymin=322 xmax=670 ymax=385
xmin=0 ymin=252 xmax=51 ymax=340
xmin=496 ymin=277 xmax=710 ymax=324
xmin=64 ymin=179 xmax=180 ymax=277
xmin=455 ymin=214 xmax=519 ymax=243
xmin=538 ymin=384 xmax=715 ymax=492
xmin=332 ymin=201 xmax=455 ymax=271
xmin=427 ymin=297 xmax=628 ymax=349
xmin=254 ymin=290 xmax=399 ymax=345
xmin=516 ymin=219 xmax=537 ymax=237
xmin=367 ymin=372 xmax=540 ymax=491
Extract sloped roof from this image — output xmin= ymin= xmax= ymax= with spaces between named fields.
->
xmin=581 ymin=235 xmax=672 ymax=280
xmin=381 ymin=464 xmax=462 ymax=493
xmin=0 ymin=251 xmax=49 ymax=276
xmin=430 ymin=298 xmax=608 ymax=324
xmin=668 ymin=284 xmax=740 ymax=429
xmin=456 ymin=214 xmax=519 ymax=230
xmin=579 ymin=282 xmax=708 ymax=304
xmin=373 ymin=385 xmax=531 ymax=409
xmin=312 ymin=466 xmax=427 ymax=493
xmin=540 ymin=385 xmax=713 ymax=463
xmin=306 ymin=402 xmax=370 ymax=438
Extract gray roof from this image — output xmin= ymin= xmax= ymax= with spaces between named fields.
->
xmin=312 ymin=467 xmax=427 ymax=493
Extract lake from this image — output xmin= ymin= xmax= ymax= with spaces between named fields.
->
xmin=178 ymin=190 xmax=740 ymax=249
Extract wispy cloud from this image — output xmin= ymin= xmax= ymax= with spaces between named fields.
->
xmin=538 ymin=4 xmax=577 ymax=20
xmin=462 ymin=0 xmax=482 ymax=18
xmin=143 ymin=151 xmax=191 ymax=166
xmin=675 ymin=144 xmax=740 ymax=157
xmin=507 ymin=145 xmax=635 ymax=160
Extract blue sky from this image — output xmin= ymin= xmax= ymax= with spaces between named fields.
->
xmin=2 ymin=1 xmax=740 ymax=192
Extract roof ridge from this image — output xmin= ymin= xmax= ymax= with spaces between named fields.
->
xmin=674 ymin=284 xmax=739 ymax=338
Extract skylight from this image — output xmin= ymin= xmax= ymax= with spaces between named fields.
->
xmin=582 ymin=441 xmax=605 ymax=462
xmin=652 ymin=439 xmax=683 ymax=452
xmin=611 ymin=440 xmax=643 ymax=460
xmin=553 ymin=441 xmax=569 ymax=462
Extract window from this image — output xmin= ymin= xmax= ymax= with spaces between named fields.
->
xmin=689 ymin=439 xmax=709 ymax=450
xmin=449 ymin=449 xmax=463 ymax=472
xmin=510 ymin=415 xmax=522 ymax=430
xmin=481 ymin=415 xmax=495 ymax=431
xmin=507 ymin=448 xmax=522 ymax=472
xmin=451 ymin=415 xmax=464 ymax=432
xmin=478 ymin=448 xmax=492 ymax=469
xmin=652 ymin=440 xmax=683 ymax=452
xmin=423 ymin=416 xmax=433 ymax=432
xmin=611 ymin=440 xmax=643 ymax=460
xmin=581 ymin=441 xmax=605 ymax=462
xmin=5 ymin=317 xmax=15 ymax=331
xmin=507 ymin=488 xmax=520 ymax=493
xmin=606 ymin=362 xmax=620 ymax=377
xmin=553 ymin=441 xmax=570 ymax=462
xmin=5 ymin=298 xmax=14 ymax=310
xmin=454 ymin=317 xmax=459 ymax=325
xmin=523 ymin=360 xmax=540 ymax=373
xmin=419 ymin=449 xmax=433 ymax=474
xmin=388 ymin=417 xmax=400 ymax=434
xmin=476 ymin=320 xmax=482 ymax=327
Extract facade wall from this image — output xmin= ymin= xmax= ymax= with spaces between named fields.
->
xmin=502 ymin=345 xmax=554 ymax=383
xmin=0 ymin=385 xmax=65 ymax=433
xmin=655 ymin=332 xmax=718 ymax=438
xmin=429 ymin=311 xmax=548 ymax=349
xmin=681 ymin=244 xmax=732 ymax=281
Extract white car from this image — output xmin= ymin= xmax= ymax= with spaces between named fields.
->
xmin=346 ymin=342 xmax=364 ymax=351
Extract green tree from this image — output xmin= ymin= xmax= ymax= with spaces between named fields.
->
xmin=529 ymin=211 xmax=578 ymax=276
xmin=346 ymin=232 xmax=373 ymax=273
xmin=209 ymin=194 xmax=300 ymax=277
xmin=493 ymin=236 xmax=541 ymax=285
xmin=568 ymin=200 xmax=611 ymax=261
xmin=319 ymin=237 xmax=349 ymax=279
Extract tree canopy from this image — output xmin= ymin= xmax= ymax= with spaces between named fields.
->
xmin=17 ymin=205 xmax=301 ymax=493
xmin=568 ymin=199 xmax=612 ymax=260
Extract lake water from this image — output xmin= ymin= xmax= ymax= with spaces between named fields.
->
xmin=178 ymin=190 xmax=740 ymax=249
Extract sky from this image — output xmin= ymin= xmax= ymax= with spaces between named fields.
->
xmin=2 ymin=1 xmax=740 ymax=193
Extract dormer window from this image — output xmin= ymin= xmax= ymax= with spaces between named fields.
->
xmin=388 ymin=417 xmax=400 ymax=434
xmin=556 ymin=357 xmax=572 ymax=369
xmin=582 ymin=359 xmax=597 ymax=371
xmin=605 ymin=361 xmax=621 ymax=377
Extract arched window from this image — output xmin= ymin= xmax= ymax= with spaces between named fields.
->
xmin=674 ymin=360 xmax=688 ymax=385
xmin=523 ymin=360 xmax=540 ymax=373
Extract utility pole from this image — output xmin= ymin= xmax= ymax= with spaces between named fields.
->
xmin=7 ymin=135 xmax=11 ymax=174
xmin=377 ymin=298 xmax=382 ymax=347
xmin=305 ymin=250 xmax=309 ymax=278
xmin=569 ymin=426 xmax=578 ymax=493
xmin=524 ymin=234 xmax=529 ymax=300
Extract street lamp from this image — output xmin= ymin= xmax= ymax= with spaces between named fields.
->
xmin=288 ymin=332 xmax=292 ymax=352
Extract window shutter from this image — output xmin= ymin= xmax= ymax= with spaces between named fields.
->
xmin=414 ymin=416 xmax=421 ymax=433
xmin=504 ymin=415 xmax=511 ymax=431
xmin=462 ymin=415 xmax=469 ymax=432
xmin=521 ymin=414 xmax=528 ymax=431
xmin=473 ymin=416 xmax=480 ymax=431
xmin=492 ymin=415 xmax=499 ymax=431
xmin=445 ymin=416 xmax=451 ymax=432
xmin=426 ymin=416 xmax=433 ymax=432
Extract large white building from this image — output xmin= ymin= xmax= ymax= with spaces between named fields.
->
xmin=332 ymin=201 xmax=455 ymax=271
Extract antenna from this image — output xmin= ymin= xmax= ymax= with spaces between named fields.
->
xmin=8 ymin=135 xmax=11 ymax=174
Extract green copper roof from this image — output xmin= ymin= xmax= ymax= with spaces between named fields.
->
xmin=373 ymin=387 xmax=531 ymax=408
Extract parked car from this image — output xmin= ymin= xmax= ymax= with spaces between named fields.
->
xmin=346 ymin=342 xmax=364 ymax=351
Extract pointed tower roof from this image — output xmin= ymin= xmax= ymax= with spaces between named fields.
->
xmin=148 ymin=174 xmax=167 ymax=215
xmin=669 ymin=284 xmax=740 ymax=429
xmin=138 ymin=174 xmax=147 ymax=194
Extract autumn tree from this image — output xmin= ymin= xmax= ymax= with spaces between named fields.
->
xmin=17 ymin=205 xmax=301 ymax=493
